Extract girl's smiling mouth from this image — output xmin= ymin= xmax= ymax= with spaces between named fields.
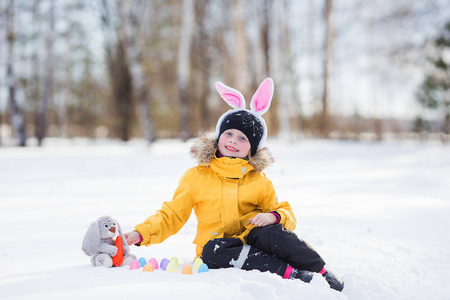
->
xmin=225 ymin=146 xmax=238 ymax=152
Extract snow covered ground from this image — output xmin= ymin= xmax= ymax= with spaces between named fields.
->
xmin=0 ymin=138 xmax=449 ymax=300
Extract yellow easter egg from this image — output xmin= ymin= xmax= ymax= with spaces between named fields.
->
xmin=193 ymin=258 xmax=203 ymax=271
xmin=166 ymin=261 xmax=178 ymax=273
xmin=170 ymin=256 xmax=179 ymax=267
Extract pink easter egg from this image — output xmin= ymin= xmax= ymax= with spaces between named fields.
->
xmin=149 ymin=258 xmax=159 ymax=270
xmin=129 ymin=259 xmax=141 ymax=270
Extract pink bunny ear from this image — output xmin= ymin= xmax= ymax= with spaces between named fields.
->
xmin=250 ymin=78 xmax=274 ymax=115
xmin=215 ymin=82 xmax=246 ymax=109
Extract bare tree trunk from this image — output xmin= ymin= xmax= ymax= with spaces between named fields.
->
xmin=189 ymin=0 xmax=211 ymax=134
xmin=119 ymin=0 xmax=154 ymax=143
xmin=37 ymin=0 xmax=55 ymax=146
xmin=258 ymin=0 xmax=278 ymax=134
xmin=232 ymin=0 xmax=249 ymax=92
xmin=444 ymin=112 xmax=450 ymax=135
xmin=270 ymin=0 xmax=290 ymax=139
xmin=367 ymin=8 xmax=382 ymax=141
xmin=5 ymin=0 xmax=26 ymax=146
xmin=320 ymin=0 xmax=333 ymax=138
xmin=0 ymin=0 xmax=4 ymax=146
xmin=248 ymin=0 xmax=267 ymax=89
xmin=112 ymin=41 xmax=133 ymax=141
xmin=61 ymin=1 xmax=73 ymax=138
xmin=306 ymin=0 xmax=320 ymax=135
xmin=260 ymin=0 xmax=271 ymax=77
xmin=177 ymin=0 xmax=194 ymax=141
xmin=282 ymin=0 xmax=301 ymax=137
xmin=0 ymin=104 xmax=2 ymax=146
xmin=31 ymin=0 xmax=41 ymax=139
xmin=101 ymin=0 xmax=133 ymax=141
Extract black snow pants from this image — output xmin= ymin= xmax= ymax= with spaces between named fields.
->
xmin=201 ymin=223 xmax=325 ymax=277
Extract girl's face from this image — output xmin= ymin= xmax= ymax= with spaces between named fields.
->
xmin=218 ymin=129 xmax=251 ymax=158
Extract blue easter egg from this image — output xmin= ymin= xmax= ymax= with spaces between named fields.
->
xmin=160 ymin=258 xmax=170 ymax=270
xmin=198 ymin=263 xmax=209 ymax=273
xmin=138 ymin=257 xmax=147 ymax=267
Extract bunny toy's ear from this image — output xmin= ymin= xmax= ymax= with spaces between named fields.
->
xmin=116 ymin=222 xmax=130 ymax=252
xmin=215 ymin=81 xmax=246 ymax=110
xmin=82 ymin=221 xmax=101 ymax=256
xmin=250 ymin=78 xmax=274 ymax=116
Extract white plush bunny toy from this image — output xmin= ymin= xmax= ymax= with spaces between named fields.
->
xmin=82 ymin=215 xmax=136 ymax=267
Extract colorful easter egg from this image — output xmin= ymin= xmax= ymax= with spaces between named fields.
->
xmin=148 ymin=258 xmax=159 ymax=270
xmin=181 ymin=264 xmax=193 ymax=274
xmin=166 ymin=261 xmax=178 ymax=273
xmin=197 ymin=263 xmax=209 ymax=273
xmin=142 ymin=262 xmax=154 ymax=272
xmin=129 ymin=259 xmax=141 ymax=270
xmin=193 ymin=258 xmax=203 ymax=271
xmin=170 ymin=256 xmax=179 ymax=267
xmin=112 ymin=235 xmax=124 ymax=267
xmin=160 ymin=258 xmax=170 ymax=270
xmin=138 ymin=257 xmax=147 ymax=267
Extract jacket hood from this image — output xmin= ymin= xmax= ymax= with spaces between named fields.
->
xmin=190 ymin=132 xmax=274 ymax=172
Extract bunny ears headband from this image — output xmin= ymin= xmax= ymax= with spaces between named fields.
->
xmin=214 ymin=78 xmax=274 ymax=155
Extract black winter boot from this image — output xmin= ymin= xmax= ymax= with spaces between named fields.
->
xmin=323 ymin=271 xmax=344 ymax=291
xmin=290 ymin=269 xmax=313 ymax=283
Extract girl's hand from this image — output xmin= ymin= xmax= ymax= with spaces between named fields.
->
xmin=248 ymin=213 xmax=277 ymax=227
xmin=124 ymin=231 xmax=141 ymax=246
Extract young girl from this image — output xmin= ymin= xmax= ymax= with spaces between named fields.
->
xmin=125 ymin=78 xmax=344 ymax=292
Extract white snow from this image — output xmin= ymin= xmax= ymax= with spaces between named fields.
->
xmin=1 ymin=138 xmax=449 ymax=300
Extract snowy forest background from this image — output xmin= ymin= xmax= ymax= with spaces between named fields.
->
xmin=1 ymin=0 xmax=450 ymax=147
xmin=1 ymin=1 xmax=450 ymax=299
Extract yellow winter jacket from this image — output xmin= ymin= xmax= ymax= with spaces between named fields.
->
xmin=135 ymin=133 xmax=297 ymax=257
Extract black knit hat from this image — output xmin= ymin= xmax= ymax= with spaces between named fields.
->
xmin=218 ymin=110 xmax=264 ymax=156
